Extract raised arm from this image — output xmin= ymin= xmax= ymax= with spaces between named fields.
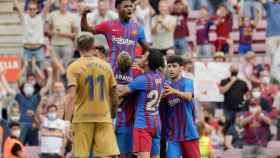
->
xmin=13 ymin=0 xmax=24 ymax=21
xmin=39 ymin=67 xmax=53 ymax=96
xmin=81 ymin=6 xmax=96 ymax=33
xmin=0 ymin=68 xmax=17 ymax=96
xmin=42 ymin=0 xmax=52 ymax=18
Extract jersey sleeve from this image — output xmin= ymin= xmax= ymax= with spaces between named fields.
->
xmin=183 ymin=79 xmax=194 ymax=93
xmin=128 ymin=75 xmax=147 ymax=92
xmin=137 ymin=25 xmax=146 ymax=43
xmin=66 ymin=64 xmax=78 ymax=87
xmin=95 ymin=21 xmax=111 ymax=35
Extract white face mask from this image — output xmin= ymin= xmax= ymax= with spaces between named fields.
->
xmin=252 ymin=91 xmax=261 ymax=99
xmin=249 ymin=106 xmax=258 ymax=114
xmin=10 ymin=116 xmax=20 ymax=122
xmin=261 ymin=77 xmax=270 ymax=84
xmin=47 ymin=112 xmax=57 ymax=121
xmin=12 ymin=129 xmax=21 ymax=138
xmin=0 ymin=91 xmax=7 ymax=100
xmin=23 ymin=85 xmax=34 ymax=97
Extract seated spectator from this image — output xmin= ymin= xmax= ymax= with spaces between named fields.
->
xmin=245 ymin=87 xmax=272 ymax=113
xmin=35 ymin=104 xmax=70 ymax=158
xmin=3 ymin=122 xmax=25 ymax=158
xmin=151 ymin=0 xmax=176 ymax=55
xmin=240 ymin=102 xmax=272 ymax=158
xmin=172 ymin=0 xmax=190 ymax=55
xmin=14 ymin=0 xmax=52 ymax=74
xmin=195 ymin=7 xmax=214 ymax=58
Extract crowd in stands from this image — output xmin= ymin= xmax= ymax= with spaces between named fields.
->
xmin=0 ymin=0 xmax=280 ymax=157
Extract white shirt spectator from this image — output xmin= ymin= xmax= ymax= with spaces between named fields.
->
xmin=22 ymin=13 xmax=44 ymax=44
xmin=48 ymin=10 xmax=76 ymax=46
xmin=40 ymin=117 xmax=69 ymax=154
xmin=151 ymin=15 xmax=176 ymax=50
xmin=135 ymin=5 xmax=153 ymax=44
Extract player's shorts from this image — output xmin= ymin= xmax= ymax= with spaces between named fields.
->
xmin=239 ymin=43 xmax=252 ymax=55
xmin=133 ymin=127 xmax=161 ymax=155
xmin=116 ymin=129 xmax=133 ymax=155
xmin=167 ymin=139 xmax=200 ymax=158
xmin=73 ymin=122 xmax=120 ymax=157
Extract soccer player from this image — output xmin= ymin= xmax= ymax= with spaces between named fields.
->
xmin=81 ymin=0 xmax=149 ymax=66
xmin=114 ymin=52 xmax=142 ymax=158
xmin=164 ymin=55 xmax=200 ymax=158
xmin=118 ymin=50 xmax=165 ymax=158
xmin=66 ymin=32 xmax=119 ymax=158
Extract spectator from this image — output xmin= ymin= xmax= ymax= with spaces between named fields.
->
xmin=260 ymin=70 xmax=278 ymax=106
xmin=48 ymin=0 xmax=78 ymax=68
xmin=151 ymin=0 xmax=176 ymax=55
xmin=225 ymin=114 xmax=243 ymax=149
xmin=181 ymin=58 xmax=194 ymax=80
xmin=214 ymin=4 xmax=232 ymax=54
xmin=172 ymin=0 xmax=190 ymax=55
xmin=87 ymin=0 xmax=118 ymax=46
xmin=135 ymin=0 xmax=155 ymax=45
xmin=219 ymin=64 xmax=249 ymax=124
xmin=195 ymin=6 xmax=214 ymax=58
xmin=213 ymin=52 xmax=226 ymax=62
xmin=260 ymin=0 xmax=280 ymax=82
xmin=240 ymin=102 xmax=272 ymax=158
xmin=197 ymin=121 xmax=214 ymax=158
xmin=37 ymin=81 xmax=67 ymax=120
xmin=243 ymin=51 xmax=262 ymax=88
xmin=242 ymin=0 xmax=262 ymax=19
xmin=273 ymin=88 xmax=280 ymax=140
xmin=247 ymin=87 xmax=273 ymax=113
xmin=237 ymin=7 xmax=261 ymax=55
xmin=35 ymin=104 xmax=70 ymax=158
xmin=1 ymin=67 xmax=52 ymax=145
xmin=14 ymin=0 xmax=52 ymax=73
xmin=3 ymin=122 xmax=25 ymax=158
xmin=188 ymin=0 xmax=213 ymax=15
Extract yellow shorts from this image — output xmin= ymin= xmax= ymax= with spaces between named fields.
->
xmin=73 ymin=122 xmax=120 ymax=158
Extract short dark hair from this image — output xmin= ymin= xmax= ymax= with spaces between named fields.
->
xmin=47 ymin=104 xmax=58 ymax=112
xmin=115 ymin=0 xmax=131 ymax=8
xmin=147 ymin=49 xmax=165 ymax=71
xmin=9 ymin=121 xmax=20 ymax=129
xmin=167 ymin=55 xmax=184 ymax=66
xmin=75 ymin=32 xmax=95 ymax=52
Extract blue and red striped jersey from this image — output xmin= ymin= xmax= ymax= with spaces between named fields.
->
xmin=128 ymin=71 xmax=164 ymax=129
xmin=114 ymin=66 xmax=142 ymax=133
xmin=95 ymin=19 xmax=146 ymax=66
xmin=165 ymin=77 xmax=199 ymax=142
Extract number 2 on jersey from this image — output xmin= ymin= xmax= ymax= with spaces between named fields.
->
xmin=86 ymin=75 xmax=105 ymax=101
xmin=146 ymin=90 xmax=160 ymax=112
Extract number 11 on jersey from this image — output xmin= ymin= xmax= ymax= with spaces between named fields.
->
xmin=86 ymin=75 xmax=105 ymax=101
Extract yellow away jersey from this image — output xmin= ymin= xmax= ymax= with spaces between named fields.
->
xmin=67 ymin=56 xmax=117 ymax=123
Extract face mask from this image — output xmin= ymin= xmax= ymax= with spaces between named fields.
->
xmin=252 ymin=91 xmax=261 ymax=99
xmin=261 ymin=77 xmax=270 ymax=84
xmin=30 ymin=80 xmax=36 ymax=86
xmin=0 ymin=91 xmax=7 ymax=100
xmin=12 ymin=129 xmax=21 ymax=138
xmin=249 ymin=106 xmax=258 ymax=114
xmin=10 ymin=116 xmax=20 ymax=122
xmin=23 ymin=85 xmax=34 ymax=97
xmin=47 ymin=112 xmax=57 ymax=121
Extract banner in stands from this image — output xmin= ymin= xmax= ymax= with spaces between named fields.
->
xmin=0 ymin=55 xmax=21 ymax=82
xmin=194 ymin=62 xmax=231 ymax=102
